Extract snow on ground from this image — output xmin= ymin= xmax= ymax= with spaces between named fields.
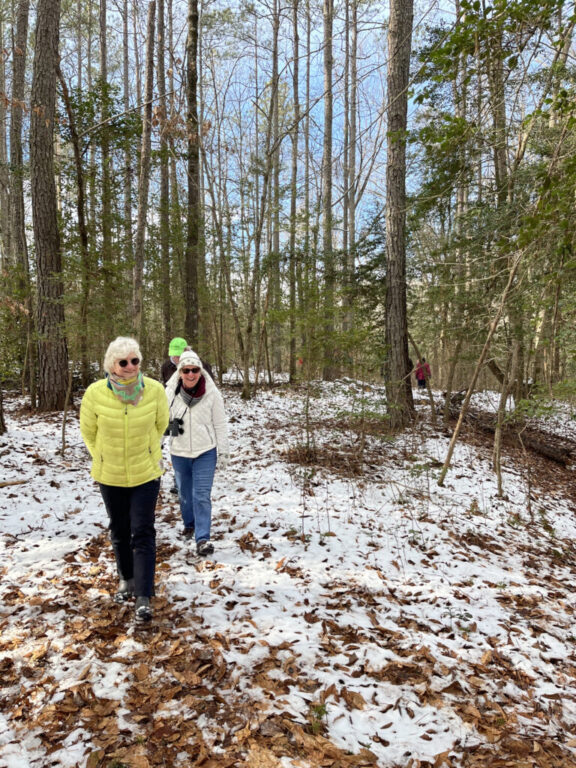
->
xmin=1 ymin=380 xmax=576 ymax=768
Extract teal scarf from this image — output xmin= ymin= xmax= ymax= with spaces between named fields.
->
xmin=107 ymin=372 xmax=145 ymax=406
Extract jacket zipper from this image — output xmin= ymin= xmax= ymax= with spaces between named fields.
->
xmin=124 ymin=404 xmax=130 ymax=484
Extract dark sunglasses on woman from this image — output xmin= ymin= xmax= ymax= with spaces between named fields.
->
xmin=118 ymin=358 xmax=140 ymax=367
xmin=182 ymin=367 xmax=200 ymax=374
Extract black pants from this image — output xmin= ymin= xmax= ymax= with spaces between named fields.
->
xmin=99 ymin=479 xmax=160 ymax=598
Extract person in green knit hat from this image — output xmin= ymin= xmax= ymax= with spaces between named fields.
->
xmin=161 ymin=337 xmax=188 ymax=385
xmin=160 ymin=337 xmax=188 ymax=494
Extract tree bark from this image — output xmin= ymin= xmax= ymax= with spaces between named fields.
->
xmin=0 ymin=19 xmax=10 ymax=267
xmin=132 ymin=0 xmax=156 ymax=338
xmin=185 ymin=0 xmax=200 ymax=347
xmin=9 ymin=0 xmax=35 ymax=404
xmin=30 ymin=0 xmax=69 ymax=411
xmin=123 ymin=0 xmax=134 ymax=268
xmin=158 ymin=0 xmax=171 ymax=348
xmin=57 ymin=68 xmax=91 ymax=388
xmin=288 ymin=0 xmax=300 ymax=383
xmin=385 ymin=0 xmax=414 ymax=428
xmin=321 ymin=0 xmax=336 ymax=380
xmin=99 ymin=0 xmax=114 ymax=317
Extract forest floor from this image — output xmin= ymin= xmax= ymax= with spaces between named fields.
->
xmin=1 ymin=381 xmax=576 ymax=768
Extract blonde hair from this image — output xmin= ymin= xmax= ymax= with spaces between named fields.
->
xmin=103 ymin=336 xmax=142 ymax=374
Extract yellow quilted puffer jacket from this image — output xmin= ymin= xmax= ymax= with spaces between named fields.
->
xmin=80 ymin=376 xmax=169 ymax=487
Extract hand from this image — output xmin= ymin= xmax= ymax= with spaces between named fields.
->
xmin=218 ymin=452 xmax=230 ymax=470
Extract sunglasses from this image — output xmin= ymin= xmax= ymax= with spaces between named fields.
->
xmin=118 ymin=358 xmax=140 ymax=367
xmin=181 ymin=367 xmax=200 ymax=374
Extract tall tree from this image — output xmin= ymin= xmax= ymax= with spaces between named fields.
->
xmin=157 ymin=0 xmax=172 ymax=347
xmin=288 ymin=0 xmax=300 ymax=382
xmin=270 ymin=0 xmax=282 ymax=374
xmin=9 ymin=0 xmax=35 ymax=402
xmin=342 ymin=0 xmax=358 ymax=336
xmin=0 ymin=18 xmax=9 ymax=266
xmin=58 ymin=69 xmax=91 ymax=388
xmin=384 ymin=0 xmax=414 ymax=427
xmin=132 ymin=0 xmax=156 ymax=337
xmin=123 ymin=0 xmax=134 ymax=268
xmin=30 ymin=0 xmax=69 ymax=410
xmin=185 ymin=0 xmax=201 ymax=346
xmin=321 ymin=0 xmax=336 ymax=380
xmin=99 ymin=0 xmax=114 ymax=318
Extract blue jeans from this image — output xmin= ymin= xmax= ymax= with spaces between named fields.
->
xmin=172 ymin=449 xmax=217 ymax=543
xmin=99 ymin=479 xmax=160 ymax=598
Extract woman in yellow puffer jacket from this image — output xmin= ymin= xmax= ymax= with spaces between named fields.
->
xmin=80 ymin=337 xmax=169 ymax=623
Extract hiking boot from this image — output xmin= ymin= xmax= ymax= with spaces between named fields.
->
xmin=197 ymin=540 xmax=214 ymax=557
xmin=114 ymin=578 xmax=135 ymax=603
xmin=135 ymin=596 xmax=152 ymax=623
xmin=182 ymin=526 xmax=195 ymax=540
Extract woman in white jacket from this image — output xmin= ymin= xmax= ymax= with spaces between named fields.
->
xmin=166 ymin=350 xmax=229 ymax=555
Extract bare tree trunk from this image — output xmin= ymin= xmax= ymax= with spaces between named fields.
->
xmin=301 ymin=0 xmax=312 ymax=369
xmin=321 ymin=0 xmax=336 ymax=380
xmin=9 ymin=0 xmax=35 ymax=404
xmin=157 ymin=0 xmax=171 ymax=348
xmin=385 ymin=0 xmax=415 ymax=428
xmin=442 ymin=338 xmax=463 ymax=427
xmin=167 ymin=0 xmax=184 ymax=339
xmin=76 ymin=0 xmax=82 ymax=90
xmin=30 ymin=0 xmax=70 ymax=411
xmin=438 ymin=253 xmax=523 ymax=486
xmin=342 ymin=0 xmax=357 ymax=337
xmin=0 ymin=19 xmax=9 ymax=267
xmin=493 ymin=343 xmax=520 ymax=497
xmin=100 ymin=0 xmax=114 ymax=318
xmin=270 ymin=0 xmax=282 ymax=373
xmin=132 ymin=0 xmax=156 ymax=338
xmin=58 ymin=68 xmax=91 ymax=388
xmin=131 ymin=0 xmax=142 ymax=105
xmin=184 ymin=0 xmax=200 ymax=347
xmin=0 ymin=389 xmax=6 ymax=435
xmin=288 ymin=0 xmax=300 ymax=383
xmin=123 ymin=0 xmax=134 ymax=267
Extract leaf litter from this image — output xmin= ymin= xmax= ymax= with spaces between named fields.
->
xmin=0 ymin=380 xmax=575 ymax=767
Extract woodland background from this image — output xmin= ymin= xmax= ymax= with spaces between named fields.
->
xmin=1 ymin=0 xmax=576 ymax=418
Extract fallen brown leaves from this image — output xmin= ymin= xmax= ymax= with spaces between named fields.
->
xmin=2 ymin=535 xmax=575 ymax=768
xmin=2 ymin=399 xmax=576 ymax=768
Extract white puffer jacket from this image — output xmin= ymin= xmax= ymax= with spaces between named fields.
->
xmin=165 ymin=356 xmax=229 ymax=462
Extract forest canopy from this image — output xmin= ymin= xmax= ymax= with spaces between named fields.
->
xmin=1 ymin=0 xmax=576 ymax=407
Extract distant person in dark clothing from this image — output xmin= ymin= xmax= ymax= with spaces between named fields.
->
xmin=162 ymin=338 xmax=188 ymax=494
xmin=161 ymin=337 xmax=188 ymax=385
xmin=162 ymin=338 xmax=215 ymax=384
xmin=415 ymin=358 xmax=431 ymax=389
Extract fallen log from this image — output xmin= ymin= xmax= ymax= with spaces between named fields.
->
xmin=450 ymin=406 xmax=576 ymax=466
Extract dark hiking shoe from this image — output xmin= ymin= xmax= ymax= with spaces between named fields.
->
xmin=197 ymin=540 xmax=214 ymax=557
xmin=114 ymin=578 xmax=135 ymax=603
xmin=135 ymin=596 xmax=152 ymax=623
xmin=182 ymin=526 xmax=195 ymax=540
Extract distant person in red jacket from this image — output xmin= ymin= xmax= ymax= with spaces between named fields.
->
xmin=415 ymin=358 xmax=431 ymax=389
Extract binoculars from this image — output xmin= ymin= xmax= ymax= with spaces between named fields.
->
xmin=165 ymin=418 xmax=184 ymax=437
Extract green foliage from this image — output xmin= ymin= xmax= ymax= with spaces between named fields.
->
xmin=58 ymin=79 xmax=141 ymax=152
